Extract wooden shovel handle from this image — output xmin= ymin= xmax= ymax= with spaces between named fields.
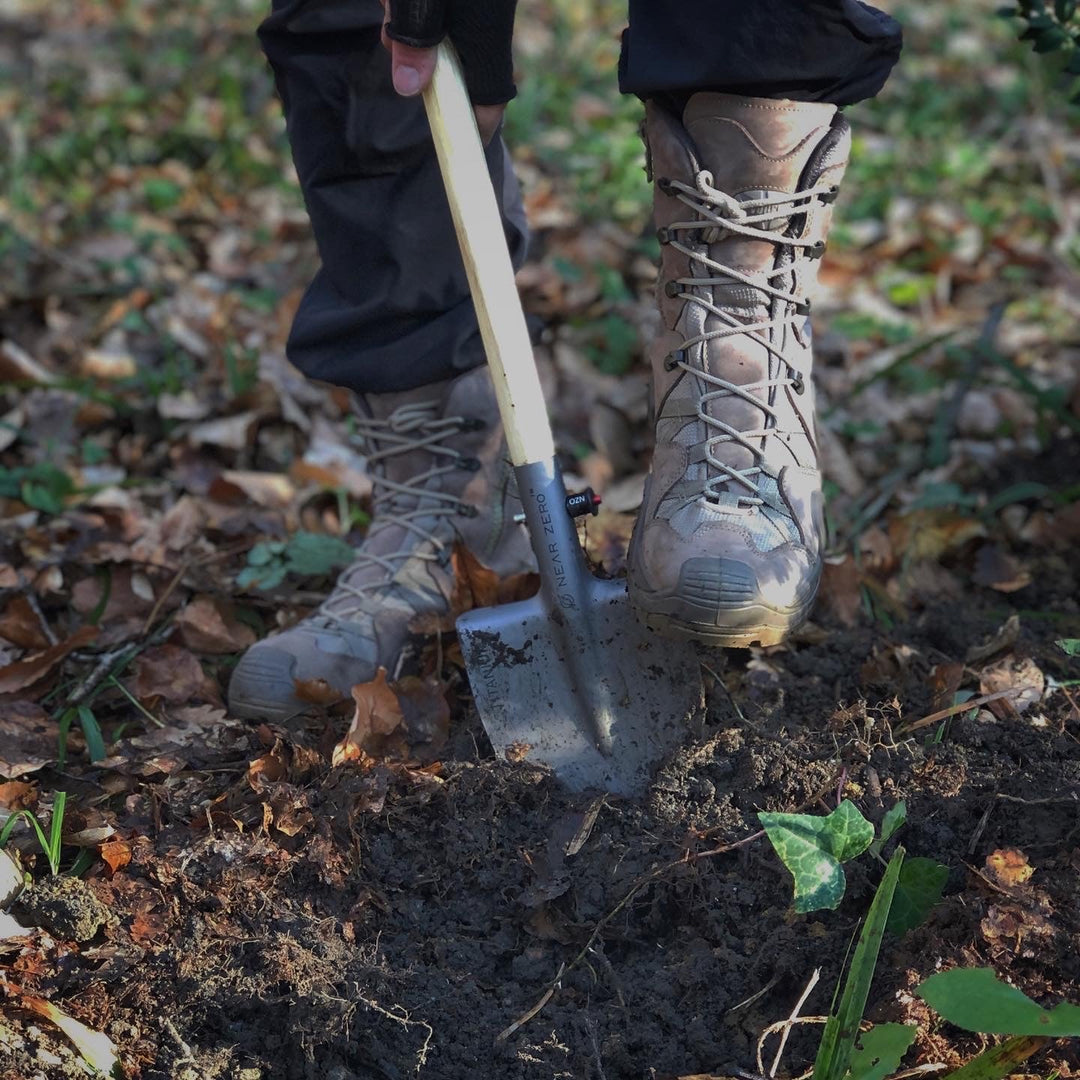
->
xmin=422 ymin=43 xmax=554 ymax=468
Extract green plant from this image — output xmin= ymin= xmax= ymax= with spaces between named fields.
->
xmin=0 ymin=463 xmax=77 ymax=514
xmin=1057 ymin=638 xmax=1080 ymax=685
xmin=0 ymin=791 xmax=68 ymax=875
xmin=759 ymin=800 xmax=947 ymax=923
xmin=799 ymin=856 xmax=1079 ymax=1080
xmin=1001 ymin=0 xmax=1080 ymax=100
xmin=237 ymin=531 xmax=359 ymax=590
xmin=57 ymin=704 xmax=107 ymax=766
xmin=812 ymin=848 xmax=914 ymax=1080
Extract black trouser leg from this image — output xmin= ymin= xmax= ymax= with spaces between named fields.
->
xmin=620 ymin=0 xmax=902 ymax=105
xmin=258 ymin=0 xmax=527 ymax=395
xmin=261 ymin=1 xmax=900 ymax=395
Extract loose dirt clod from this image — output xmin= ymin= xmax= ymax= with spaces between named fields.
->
xmin=14 ymin=876 xmax=109 ymax=942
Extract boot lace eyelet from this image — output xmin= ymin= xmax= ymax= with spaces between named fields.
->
xmin=664 ymin=349 xmax=686 ymax=372
xmin=664 ymin=280 xmax=682 ymax=299
xmin=792 ymin=376 xmax=806 ymax=395
xmin=657 ymin=176 xmax=675 ymax=195
xmin=656 ymin=226 xmax=671 ymax=245
xmin=807 ymin=240 xmax=826 ymax=260
xmin=460 ymin=457 xmax=482 ymax=473
xmin=461 ymin=504 xmax=480 ymax=519
xmin=820 ymin=185 xmax=840 ymax=204
xmin=795 ymin=299 xmax=812 ymax=316
xmin=460 ymin=417 xmax=486 ymax=433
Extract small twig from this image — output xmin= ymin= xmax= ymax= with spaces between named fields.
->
xmin=584 ymin=1015 xmax=608 ymax=1080
xmin=995 ymin=792 xmax=1078 ymax=806
xmin=968 ymin=798 xmax=996 ymax=856
xmin=17 ymin=571 xmax=58 ymax=646
xmin=163 ymin=1018 xmax=204 ymax=1074
xmin=354 ymin=992 xmax=433 ymax=1073
xmin=67 ymin=621 xmax=173 ymax=707
xmin=700 ymin=659 xmax=747 ymax=724
xmin=896 ymin=687 xmax=1030 ymax=735
xmin=141 ymin=560 xmax=191 ymax=637
xmin=495 ymin=963 xmax=564 ymax=1044
xmin=890 ymin=1065 xmax=949 ymax=1080
xmin=728 ymin=974 xmax=780 ymax=1015
xmin=768 ymin=969 xmax=821 ymax=1079
xmin=756 ymin=1016 xmax=830 ymax=1078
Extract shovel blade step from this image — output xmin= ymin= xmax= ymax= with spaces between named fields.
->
xmin=457 ymin=578 xmax=702 ymax=796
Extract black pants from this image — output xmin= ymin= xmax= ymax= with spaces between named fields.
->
xmin=259 ymin=0 xmax=902 ymax=395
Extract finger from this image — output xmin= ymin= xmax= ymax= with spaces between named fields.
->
xmin=474 ymin=104 xmax=506 ymax=147
xmin=390 ymin=39 xmax=437 ymax=97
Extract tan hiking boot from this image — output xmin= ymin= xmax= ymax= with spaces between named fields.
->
xmin=627 ymin=94 xmax=851 ymax=647
xmin=228 ymin=365 xmax=532 ymax=720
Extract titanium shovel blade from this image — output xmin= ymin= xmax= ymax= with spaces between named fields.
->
xmin=456 ymin=460 xmax=704 ymax=797
xmin=457 ymin=578 xmax=703 ymax=796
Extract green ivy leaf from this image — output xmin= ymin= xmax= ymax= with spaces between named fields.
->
xmin=846 ymin=1023 xmax=917 ymax=1080
xmin=869 ymin=801 xmax=906 ymax=858
xmin=918 ymin=968 xmax=1080 ymax=1035
xmin=284 ymin=532 xmax=357 ymax=577
xmin=758 ymin=800 xmax=875 ymax=913
xmin=1057 ymin=638 xmax=1080 ymax=656
xmin=887 ymin=856 xmax=948 ymax=934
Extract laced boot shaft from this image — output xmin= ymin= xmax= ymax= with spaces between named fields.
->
xmin=228 ymin=365 xmax=531 ymax=721
xmin=628 ymin=93 xmax=851 ymax=647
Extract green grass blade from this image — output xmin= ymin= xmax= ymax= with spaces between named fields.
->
xmin=48 ymin=792 xmax=66 ymax=875
xmin=77 ymin=705 xmax=107 ymax=763
xmin=942 ymin=1036 xmax=1049 ymax=1080
xmin=813 ymin=847 xmax=905 ymax=1080
xmin=0 ymin=810 xmax=32 ymax=847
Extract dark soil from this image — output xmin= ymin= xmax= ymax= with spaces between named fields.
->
xmin=4 ymin=568 xmax=1077 ymax=1080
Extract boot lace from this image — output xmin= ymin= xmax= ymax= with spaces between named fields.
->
xmin=660 ymin=170 xmax=836 ymax=510
xmin=318 ymin=400 xmax=478 ymax=625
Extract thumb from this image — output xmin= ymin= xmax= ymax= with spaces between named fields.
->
xmin=389 ymin=39 xmax=437 ymax=97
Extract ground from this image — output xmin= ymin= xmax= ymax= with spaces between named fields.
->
xmin=1 ymin=0 xmax=1079 ymax=1078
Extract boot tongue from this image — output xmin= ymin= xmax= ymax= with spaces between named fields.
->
xmin=681 ymin=93 xmax=837 ymax=304
xmin=682 ymin=93 xmax=837 ymax=200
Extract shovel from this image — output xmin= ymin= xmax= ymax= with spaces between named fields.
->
xmin=423 ymin=45 xmax=703 ymax=796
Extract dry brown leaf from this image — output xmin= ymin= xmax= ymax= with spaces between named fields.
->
xmin=0 ymin=594 xmax=52 ymax=650
xmin=966 ymin=614 xmax=1021 ymax=664
xmin=889 ymin=510 xmax=985 ymax=563
xmin=986 ymin=848 xmax=1035 ymax=888
xmin=99 ymin=839 xmax=132 ymax=874
xmin=188 ymin=411 xmax=258 ymax=451
xmin=247 ymin=740 xmax=288 ymax=793
xmin=0 ymin=625 xmax=97 ymax=697
xmin=450 ymin=542 xmax=503 ymax=615
xmin=131 ymin=644 xmax=220 ymax=706
xmin=214 ymin=469 xmax=294 ymax=508
xmin=817 ymin=555 xmax=862 ymax=627
xmin=0 ymin=702 xmax=55 ymax=779
xmin=176 ymin=595 xmax=257 ymax=654
xmin=979 ymin=655 xmax=1044 ymax=717
xmin=72 ymin=566 xmax=157 ymax=622
xmin=928 ymin=661 xmax=965 ymax=714
xmin=81 ymin=348 xmax=136 ymax=380
xmin=395 ymin=676 xmax=451 ymax=762
xmin=0 ymin=565 xmax=19 ymax=589
xmin=505 ymin=742 xmax=532 ymax=763
xmin=332 ymin=668 xmax=405 ymax=766
xmin=973 ymin=544 xmax=1032 ymax=593
xmin=293 ymin=676 xmax=344 ymax=706
xmin=0 ymin=780 xmax=37 ymax=811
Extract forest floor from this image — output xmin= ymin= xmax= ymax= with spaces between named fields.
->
xmin=1 ymin=0 xmax=1079 ymax=1078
